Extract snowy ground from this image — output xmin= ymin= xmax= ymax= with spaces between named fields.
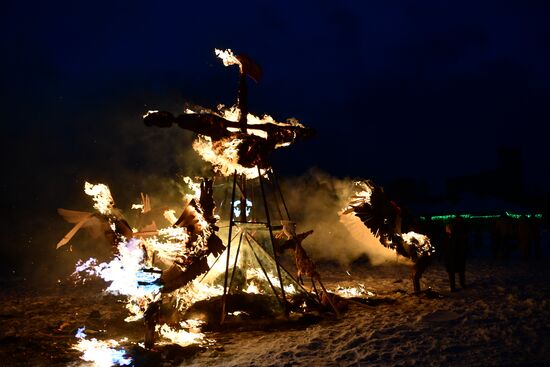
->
xmin=1 ymin=257 xmax=549 ymax=367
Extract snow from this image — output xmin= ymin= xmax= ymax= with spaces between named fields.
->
xmin=1 ymin=257 xmax=549 ymax=366
xmin=187 ymin=258 xmax=550 ymax=367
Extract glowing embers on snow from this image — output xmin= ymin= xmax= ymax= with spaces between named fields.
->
xmin=157 ymin=319 xmax=208 ymax=346
xmin=334 ymin=283 xmax=376 ymax=299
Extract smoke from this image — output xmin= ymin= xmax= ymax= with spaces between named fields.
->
xmin=13 ymin=85 xmax=404 ymax=285
xmin=279 ymin=169 xmax=407 ymax=266
xmin=1 ymin=81 xmax=223 ymax=283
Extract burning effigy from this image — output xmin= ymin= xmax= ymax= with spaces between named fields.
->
xmin=144 ymin=49 xmax=314 ymax=179
xmin=342 ymin=180 xmax=435 ymax=292
xmin=56 ymin=48 xmax=332 ymax=365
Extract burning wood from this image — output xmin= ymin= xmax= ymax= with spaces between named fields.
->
xmin=57 ymin=49 xmax=326 ymax=357
xmin=56 ymin=182 xmax=133 ymax=249
xmin=277 ymin=222 xmax=342 ymax=316
xmin=143 ymin=49 xmax=314 ymax=178
xmin=343 ymin=180 xmax=435 ymax=292
xmin=58 ymin=177 xmax=229 ymax=350
xmin=160 ymin=179 xmax=225 ymax=293
xmin=143 ymin=108 xmax=314 ymax=148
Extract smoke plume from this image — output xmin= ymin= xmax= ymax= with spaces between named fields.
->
xmin=280 ymin=169 xmax=407 ymax=266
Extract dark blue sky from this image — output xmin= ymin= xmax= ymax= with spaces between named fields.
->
xmin=3 ymin=1 xmax=549 ymax=191
xmin=1 ymin=0 xmax=550 ymax=277
xmin=2 ymin=1 xmax=550 ymax=246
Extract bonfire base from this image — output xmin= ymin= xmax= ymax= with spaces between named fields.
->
xmin=177 ymin=293 xmax=327 ymax=332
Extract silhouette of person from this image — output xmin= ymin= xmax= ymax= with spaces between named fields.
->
xmin=443 ymin=217 xmax=468 ymax=292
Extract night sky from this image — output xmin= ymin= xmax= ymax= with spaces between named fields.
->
xmin=2 ymin=1 xmax=549 ymax=277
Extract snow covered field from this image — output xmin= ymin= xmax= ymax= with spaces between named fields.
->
xmin=190 ymin=258 xmax=550 ymax=367
xmin=1 ymin=257 xmax=549 ymax=366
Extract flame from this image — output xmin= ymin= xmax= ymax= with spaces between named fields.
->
xmin=192 ymin=135 xmax=265 ymax=179
xmin=142 ymin=226 xmax=191 ymax=266
xmin=84 ymin=182 xmax=114 ymax=215
xmin=157 ymin=320 xmax=207 ymax=346
xmin=73 ymin=258 xmax=99 ymax=280
xmin=345 ymin=181 xmax=374 ymax=210
xmin=73 ymin=328 xmax=131 ymax=367
xmin=246 ymin=268 xmax=297 ymax=295
xmin=218 ymin=104 xmax=304 ymax=139
xmin=215 ymin=48 xmax=241 ymax=69
xmin=245 ymin=282 xmax=260 ymax=294
xmin=163 ymin=209 xmax=178 ymax=224
xmin=183 ymin=103 xmax=302 ymax=178
xmin=143 ymin=110 xmax=158 ymax=119
xmin=168 ymin=261 xmax=298 ymax=312
xmin=400 ymin=231 xmax=435 ymax=256
xmin=342 ymin=181 xmax=435 ymax=256
xmin=335 ymin=284 xmax=376 ymax=298
xmin=172 ymin=280 xmax=224 ymax=311
xmin=182 ymin=176 xmax=201 ymax=201
xmin=74 ymin=238 xmax=162 ymax=321
xmin=73 ymin=180 xmax=218 ymax=322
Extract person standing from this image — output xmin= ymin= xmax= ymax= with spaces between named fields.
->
xmin=443 ymin=216 xmax=468 ymax=291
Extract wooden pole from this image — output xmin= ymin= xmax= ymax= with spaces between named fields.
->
xmin=258 ymin=166 xmax=290 ymax=316
xmin=221 ymin=170 xmax=238 ymax=324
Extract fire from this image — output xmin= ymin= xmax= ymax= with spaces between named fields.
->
xmin=246 ymin=268 xmax=297 ymax=295
xmin=179 ymin=101 xmax=306 ymax=178
xmin=84 ymin=182 xmax=114 ymax=215
xmin=345 ymin=181 xmax=373 ymax=210
xmin=343 ymin=180 xmax=435 ymax=256
xmin=335 ymin=284 xmax=376 ymax=298
xmin=192 ymin=134 xmax=266 ymax=179
xmin=73 ymin=328 xmax=132 ymax=367
xmin=163 ymin=209 xmax=178 ymax=224
xmin=74 ymin=238 xmax=162 ymax=321
xmin=73 ymin=179 xmax=217 ymax=320
xmin=214 ymin=48 xmax=241 ymax=69
xmin=61 ymin=48 xmax=319 ymax=359
xmin=182 ymin=176 xmax=202 ymax=201
xmin=142 ymin=110 xmax=159 ymax=119
xmin=66 ymin=178 xmax=226 ymax=362
xmin=142 ymin=227 xmax=190 ymax=265
xmin=157 ymin=320 xmax=207 ymax=346
xmin=400 ymin=231 xmax=434 ymax=256
xmin=172 ymin=280 xmax=224 ymax=311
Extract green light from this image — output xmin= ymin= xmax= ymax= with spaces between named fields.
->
xmin=430 ymin=215 xmax=457 ymax=221
xmin=427 ymin=212 xmax=541 ymax=222
xmin=469 ymin=215 xmax=501 ymax=219
xmin=505 ymin=211 xmax=522 ymax=219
